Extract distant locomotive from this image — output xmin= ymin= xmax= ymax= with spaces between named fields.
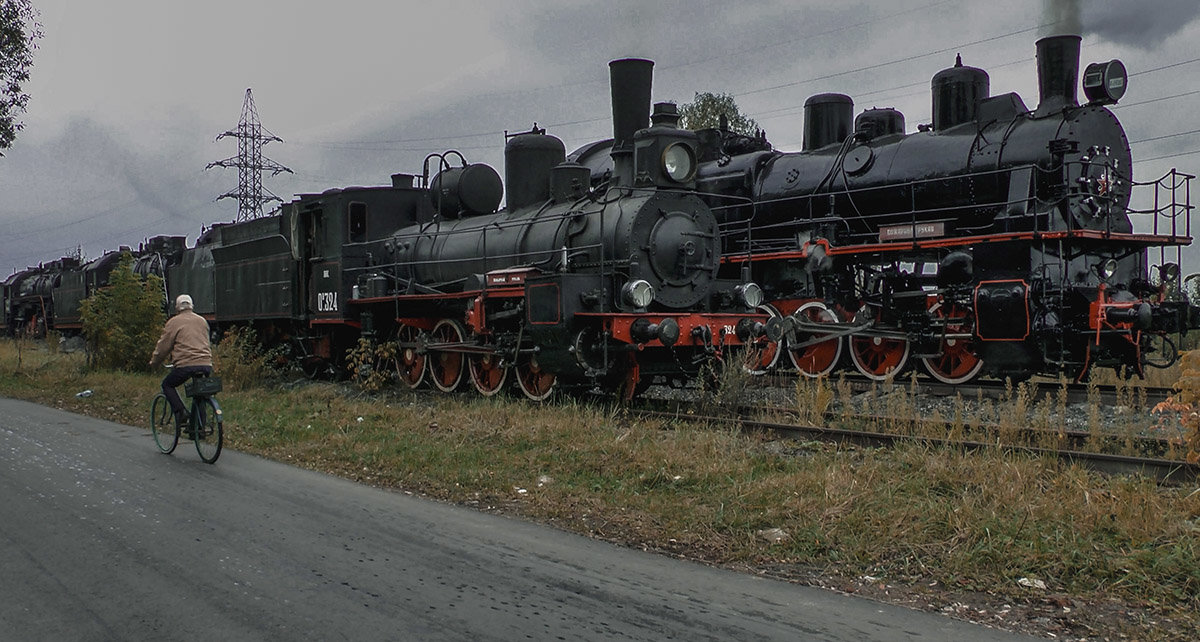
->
xmin=52 ymin=236 xmax=185 ymax=333
xmin=3 ymin=256 xmax=77 ymax=336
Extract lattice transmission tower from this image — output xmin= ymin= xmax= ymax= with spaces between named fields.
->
xmin=207 ymin=88 xmax=292 ymax=222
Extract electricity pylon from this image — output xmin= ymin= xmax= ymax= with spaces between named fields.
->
xmin=207 ymin=88 xmax=292 ymax=221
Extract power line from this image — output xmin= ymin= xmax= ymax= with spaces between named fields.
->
xmin=1113 ymin=89 xmax=1200 ymax=110
xmin=1130 ymin=57 xmax=1200 ymax=77
xmin=658 ymin=0 xmax=955 ymax=74
xmin=737 ymin=24 xmax=1047 ymax=98
xmin=1130 ymin=129 xmax=1200 ymax=145
xmin=3 ymin=198 xmax=142 ymax=243
xmin=3 ymin=196 xmax=219 ymax=271
xmin=1139 ymin=148 xmax=1200 ymax=163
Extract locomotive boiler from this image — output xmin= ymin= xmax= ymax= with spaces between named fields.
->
xmin=694 ymin=35 xmax=1195 ymax=382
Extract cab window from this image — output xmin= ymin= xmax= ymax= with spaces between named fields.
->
xmin=348 ymin=202 xmax=367 ymax=243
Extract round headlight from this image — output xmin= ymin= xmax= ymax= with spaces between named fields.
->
xmin=1160 ymin=262 xmax=1180 ymax=283
xmin=621 ymin=279 xmax=654 ymax=308
xmin=734 ymin=282 xmax=764 ymax=309
xmin=662 ymin=143 xmax=696 ymax=183
xmin=1099 ymin=258 xmax=1119 ymax=280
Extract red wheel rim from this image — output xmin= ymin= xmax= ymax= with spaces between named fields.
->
xmin=849 ymin=334 xmax=909 ymax=380
xmin=393 ymin=325 xmax=425 ymax=389
xmin=429 ymin=319 xmax=466 ymax=393
xmin=744 ymin=304 xmax=783 ymax=375
xmin=921 ymin=303 xmax=983 ymax=384
xmin=516 ymin=356 xmax=556 ymax=401
xmin=469 ymin=352 xmax=508 ymax=396
xmin=788 ymin=302 xmax=842 ymax=378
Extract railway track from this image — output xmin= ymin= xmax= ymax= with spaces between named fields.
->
xmin=750 ymin=372 xmax=1175 ymax=407
xmin=633 ymin=402 xmax=1199 ymax=485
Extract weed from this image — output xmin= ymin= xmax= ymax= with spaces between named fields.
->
xmin=793 ymin=375 xmax=833 ymax=425
xmin=1154 ymin=350 xmax=1200 ymax=462
xmin=698 ymin=350 xmax=754 ymax=416
xmin=345 ymin=337 xmax=394 ymax=392
xmin=213 ymin=326 xmax=280 ymax=391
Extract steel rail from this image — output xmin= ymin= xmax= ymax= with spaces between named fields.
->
xmin=633 ymin=406 xmax=1199 ymax=485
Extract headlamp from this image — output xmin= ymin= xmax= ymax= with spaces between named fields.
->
xmin=661 ymin=143 xmax=696 ymax=183
xmin=621 ymin=279 xmax=654 ymax=308
xmin=1099 ymin=258 xmax=1119 ymax=280
xmin=734 ymin=282 xmax=764 ymax=309
xmin=1160 ymin=262 xmax=1180 ymax=283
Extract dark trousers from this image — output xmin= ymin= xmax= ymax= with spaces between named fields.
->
xmin=162 ymin=365 xmax=213 ymax=422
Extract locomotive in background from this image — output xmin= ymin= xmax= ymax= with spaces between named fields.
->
xmin=2 ymin=237 xmax=183 ymax=337
xmin=573 ymin=35 xmax=1197 ymax=383
xmin=2 ymin=256 xmax=78 ymax=337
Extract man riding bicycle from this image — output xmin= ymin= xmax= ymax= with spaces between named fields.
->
xmin=148 ymin=294 xmax=213 ymax=430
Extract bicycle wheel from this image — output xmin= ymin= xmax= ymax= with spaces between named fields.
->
xmin=150 ymin=394 xmax=179 ymax=454
xmin=192 ymin=397 xmax=224 ymax=464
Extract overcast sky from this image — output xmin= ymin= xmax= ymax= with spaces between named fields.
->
xmin=2 ymin=0 xmax=1199 ymax=277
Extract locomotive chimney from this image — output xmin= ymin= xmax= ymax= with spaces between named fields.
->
xmin=1035 ymin=34 xmax=1081 ymax=115
xmin=650 ymin=102 xmax=680 ymax=128
xmin=609 ymin=58 xmax=653 ymax=185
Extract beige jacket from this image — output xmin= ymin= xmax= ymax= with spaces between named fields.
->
xmin=149 ymin=310 xmax=212 ymax=368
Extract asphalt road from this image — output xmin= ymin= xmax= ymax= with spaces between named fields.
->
xmin=0 ymin=397 xmax=1043 ymax=641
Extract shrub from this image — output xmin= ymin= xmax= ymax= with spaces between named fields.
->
xmin=1154 ymin=349 xmax=1200 ymax=462
xmin=213 ymin=326 xmax=277 ymax=391
xmin=80 ymin=253 xmax=165 ymax=371
xmin=346 ymin=337 xmax=393 ymax=392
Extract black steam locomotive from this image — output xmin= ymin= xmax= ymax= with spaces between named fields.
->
xmin=2 ymin=237 xmax=185 ymax=338
xmin=575 ymin=35 xmax=1196 ymax=383
xmin=303 ymin=59 xmax=766 ymax=399
xmin=3 ymin=256 xmax=77 ymax=337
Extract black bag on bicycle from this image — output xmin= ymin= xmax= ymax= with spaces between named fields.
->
xmin=184 ymin=375 xmax=222 ymax=397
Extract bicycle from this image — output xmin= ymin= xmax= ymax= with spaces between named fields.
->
xmin=150 ymin=371 xmax=224 ymax=464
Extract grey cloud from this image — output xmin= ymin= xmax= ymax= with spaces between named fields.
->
xmin=1084 ymin=0 xmax=1200 ymax=48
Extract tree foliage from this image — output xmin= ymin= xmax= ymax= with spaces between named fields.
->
xmin=0 ymin=0 xmax=41 ymax=154
xmin=80 ymin=253 xmax=166 ymax=371
xmin=678 ymin=92 xmax=760 ymax=136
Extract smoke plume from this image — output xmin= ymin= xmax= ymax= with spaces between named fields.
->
xmin=1042 ymin=0 xmax=1081 ymax=36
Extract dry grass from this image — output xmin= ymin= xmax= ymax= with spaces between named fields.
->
xmin=786 ymin=368 xmax=1187 ymax=460
xmin=3 ymin=338 xmax=1200 ymax=639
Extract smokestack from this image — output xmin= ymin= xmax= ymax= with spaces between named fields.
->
xmin=1035 ymin=34 xmax=1081 ymax=114
xmin=609 ymin=58 xmax=653 ymax=152
xmin=608 ymin=58 xmax=653 ymax=187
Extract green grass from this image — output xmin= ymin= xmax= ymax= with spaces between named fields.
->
xmin=2 ymin=338 xmax=1199 ymax=640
